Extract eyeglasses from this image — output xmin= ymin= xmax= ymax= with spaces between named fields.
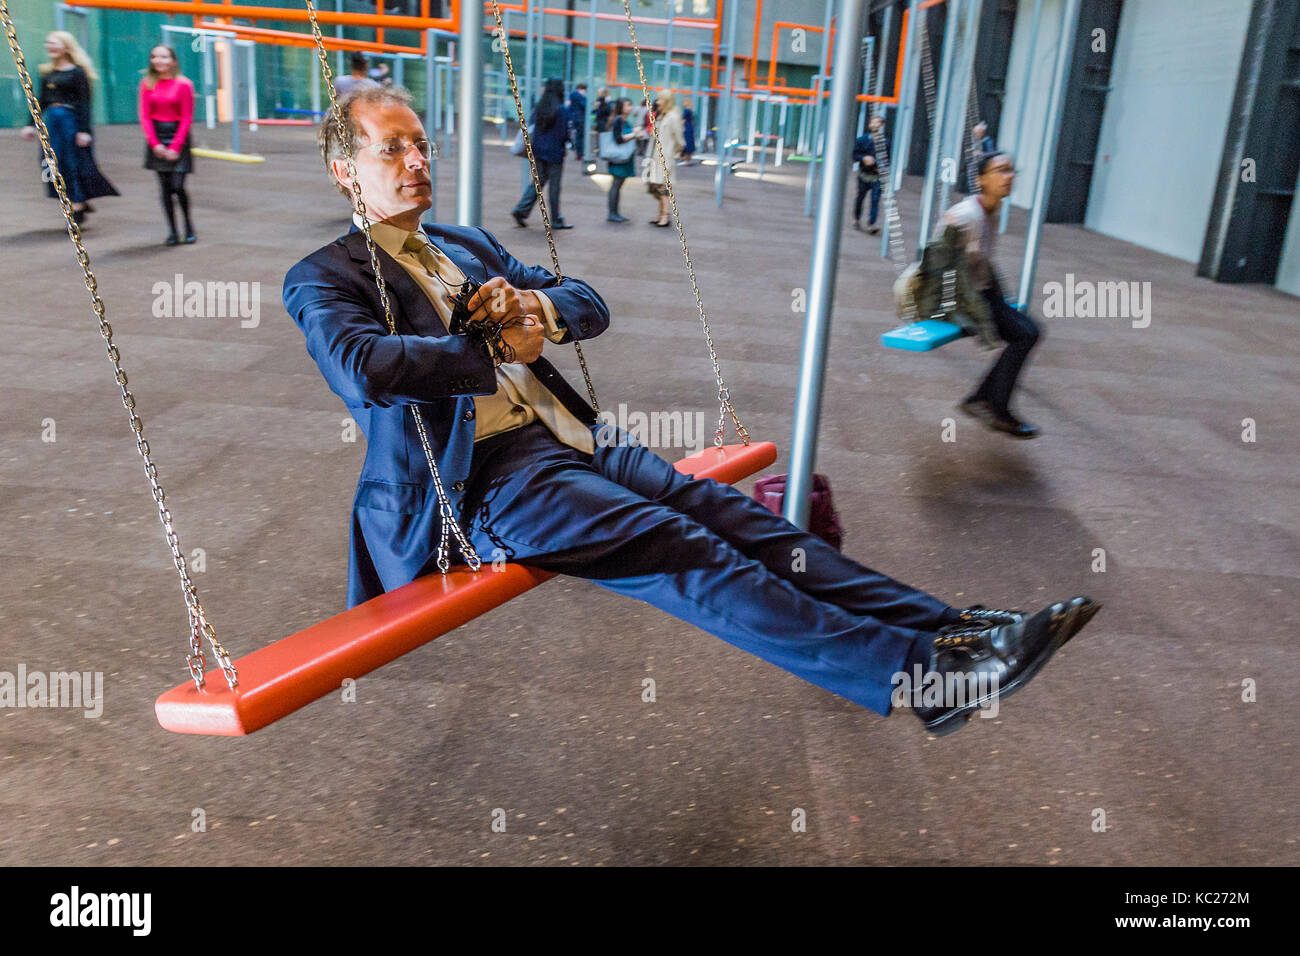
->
xmin=360 ymin=137 xmax=435 ymax=163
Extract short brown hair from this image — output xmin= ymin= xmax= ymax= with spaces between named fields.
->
xmin=317 ymin=85 xmax=415 ymax=197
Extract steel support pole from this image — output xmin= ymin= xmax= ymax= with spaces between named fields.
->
xmin=757 ymin=96 xmax=771 ymax=178
xmin=1017 ymin=0 xmax=1081 ymax=308
xmin=917 ymin=0 xmax=962 ymax=251
xmin=785 ymin=0 xmax=867 ymax=530
xmin=202 ymin=37 xmax=215 ymax=130
xmin=523 ymin=1 xmax=536 ymax=121
xmin=804 ymin=0 xmax=836 ymax=216
xmin=857 ymin=36 xmax=873 ymax=136
xmin=229 ymin=42 xmax=241 ymax=154
xmin=424 ymin=31 xmax=438 ymax=225
xmin=458 ymin=0 xmax=484 ymax=227
xmin=586 ymin=0 xmax=597 ymax=160
xmin=310 ymin=52 xmax=321 ymax=116
xmin=874 ymin=7 xmax=894 ymax=260
xmin=692 ymin=45 xmax=704 ymax=117
xmin=935 ymin=0 xmax=982 ymax=218
xmin=1000 ymin=0 xmax=1042 ymax=233
xmin=775 ymin=97 xmax=787 ymax=166
xmin=663 ymin=2 xmax=675 ymax=91
xmin=714 ymin=0 xmax=741 ymax=205
xmin=334 ymin=0 xmax=343 ymax=77
xmin=891 ymin=0 xmax=921 ymax=193
xmin=746 ymin=94 xmax=758 ymax=162
xmin=803 ymin=75 xmax=823 ymax=215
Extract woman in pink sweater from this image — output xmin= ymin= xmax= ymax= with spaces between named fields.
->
xmin=139 ymin=46 xmax=196 ymax=245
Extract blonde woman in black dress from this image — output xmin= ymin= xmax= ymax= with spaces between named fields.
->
xmin=20 ymin=31 xmax=118 ymax=225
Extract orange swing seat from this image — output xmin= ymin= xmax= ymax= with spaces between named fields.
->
xmin=155 ymin=441 xmax=777 ymax=736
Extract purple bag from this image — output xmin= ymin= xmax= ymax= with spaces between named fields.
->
xmin=752 ymin=473 xmax=844 ymax=551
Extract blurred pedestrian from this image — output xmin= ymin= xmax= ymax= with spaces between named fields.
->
xmin=602 ymin=97 xmax=642 ymax=223
xmin=334 ymin=53 xmax=378 ymax=99
xmin=568 ymin=82 xmax=588 ymax=168
xmin=852 ymin=114 xmax=883 ymax=234
xmin=139 ymin=45 xmax=196 ymax=245
xmin=680 ymin=104 xmax=696 ymax=164
xmin=20 ymin=31 xmax=118 ymax=224
xmin=644 ymin=90 xmax=684 ymax=228
xmin=511 ymin=77 xmax=573 ymax=230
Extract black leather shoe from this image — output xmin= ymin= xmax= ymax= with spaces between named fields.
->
xmin=908 ymin=597 xmax=1101 ymax=736
xmin=954 ymin=606 xmax=1023 ymax=627
xmin=511 ymin=211 xmax=527 ymax=228
xmin=987 ymin=413 xmax=1040 ymax=439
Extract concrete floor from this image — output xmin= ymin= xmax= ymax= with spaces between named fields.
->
xmin=0 ymin=123 xmax=1296 ymax=866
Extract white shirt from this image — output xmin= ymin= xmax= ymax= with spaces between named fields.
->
xmin=355 ymin=215 xmax=595 ymax=453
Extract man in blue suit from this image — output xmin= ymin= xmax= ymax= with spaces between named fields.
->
xmin=283 ymin=86 xmax=1100 ymax=736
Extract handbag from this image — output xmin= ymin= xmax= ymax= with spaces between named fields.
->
xmin=598 ymin=129 xmax=636 ymax=163
xmin=751 ymin=473 xmax=844 ymax=551
xmin=510 ymin=129 xmax=527 ymax=156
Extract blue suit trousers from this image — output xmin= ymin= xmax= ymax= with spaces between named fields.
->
xmin=459 ymin=422 xmax=954 ymax=714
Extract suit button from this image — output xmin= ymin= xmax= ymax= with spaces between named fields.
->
xmin=462 ymin=407 xmax=475 ymax=422
xmin=452 ymin=481 xmax=465 ymax=492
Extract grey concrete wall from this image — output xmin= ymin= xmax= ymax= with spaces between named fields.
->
xmin=1083 ymin=0 xmax=1253 ymax=263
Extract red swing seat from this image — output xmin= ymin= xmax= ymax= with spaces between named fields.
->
xmin=155 ymin=441 xmax=777 ymax=735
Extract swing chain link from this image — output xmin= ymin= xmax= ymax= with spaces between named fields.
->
xmin=304 ymin=0 xmax=480 ymax=574
xmin=619 ymin=0 xmax=749 ymax=449
xmin=487 ymin=2 xmax=600 ymax=414
xmin=0 ymin=0 xmax=237 ymax=691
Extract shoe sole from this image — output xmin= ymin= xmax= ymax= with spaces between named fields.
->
xmin=923 ymin=599 xmax=1102 ymax=737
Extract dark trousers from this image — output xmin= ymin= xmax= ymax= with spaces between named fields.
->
xmin=607 ymin=175 xmax=626 ymax=215
xmin=512 ymin=158 xmax=563 ymax=223
xmin=969 ymin=277 xmax=1042 ymax=416
xmin=460 ymin=422 xmax=956 ymax=715
xmin=854 ymin=177 xmax=880 ymax=224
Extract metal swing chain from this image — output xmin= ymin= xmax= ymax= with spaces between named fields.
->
xmin=304 ymin=0 xmax=480 ymax=573
xmin=618 ymin=0 xmax=749 ymax=449
xmin=0 ymin=0 xmax=237 ymax=691
xmin=487 ymin=1 xmax=600 ymax=413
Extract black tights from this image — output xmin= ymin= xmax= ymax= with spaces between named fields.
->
xmin=157 ymin=171 xmax=193 ymax=237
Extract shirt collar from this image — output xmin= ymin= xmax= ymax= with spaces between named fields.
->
xmin=352 ymin=212 xmax=422 ymax=259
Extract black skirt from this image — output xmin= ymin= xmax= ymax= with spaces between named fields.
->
xmin=144 ymin=120 xmax=193 ymax=174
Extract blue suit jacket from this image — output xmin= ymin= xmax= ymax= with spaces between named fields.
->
xmin=283 ymin=223 xmax=610 ymax=608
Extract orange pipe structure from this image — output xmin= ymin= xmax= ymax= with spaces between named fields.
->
xmin=197 ymin=20 xmax=424 ymax=55
xmin=64 ymin=0 xmax=457 ymax=31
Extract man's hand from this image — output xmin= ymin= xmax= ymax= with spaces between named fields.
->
xmin=20 ymin=126 xmax=36 ymax=141
xmin=499 ymin=314 xmax=545 ymax=364
xmin=466 ymin=276 xmax=542 ymax=326
xmin=75 ymin=132 xmax=92 ymax=148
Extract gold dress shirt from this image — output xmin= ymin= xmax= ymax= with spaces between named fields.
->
xmin=354 ymin=216 xmax=595 ymax=453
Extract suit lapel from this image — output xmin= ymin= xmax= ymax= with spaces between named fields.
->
xmin=344 ymin=229 xmax=446 ymax=338
xmin=423 ymin=227 xmax=489 ymax=284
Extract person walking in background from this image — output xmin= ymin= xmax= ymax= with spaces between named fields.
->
xmin=603 ymin=97 xmax=642 ymax=223
xmin=568 ymin=82 xmax=588 ymax=169
xmin=511 ymin=77 xmax=573 ymax=230
xmin=592 ymin=87 xmax=611 ymax=141
xmin=334 ymin=52 xmax=377 ymax=99
xmin=643 ymin=90 xmax=684 ymax=228
xmin=20 ymin=31 xmax=118 ymax=225
xmin=139 ymin=45 xmax=196 ymax=246
xmin=852 ymin=114 xmax=883 ymax=234
xmin=680 ymin=104 xmax=696 ymax=165
xmin=629 ymin=98 xmax=649 ymax=160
